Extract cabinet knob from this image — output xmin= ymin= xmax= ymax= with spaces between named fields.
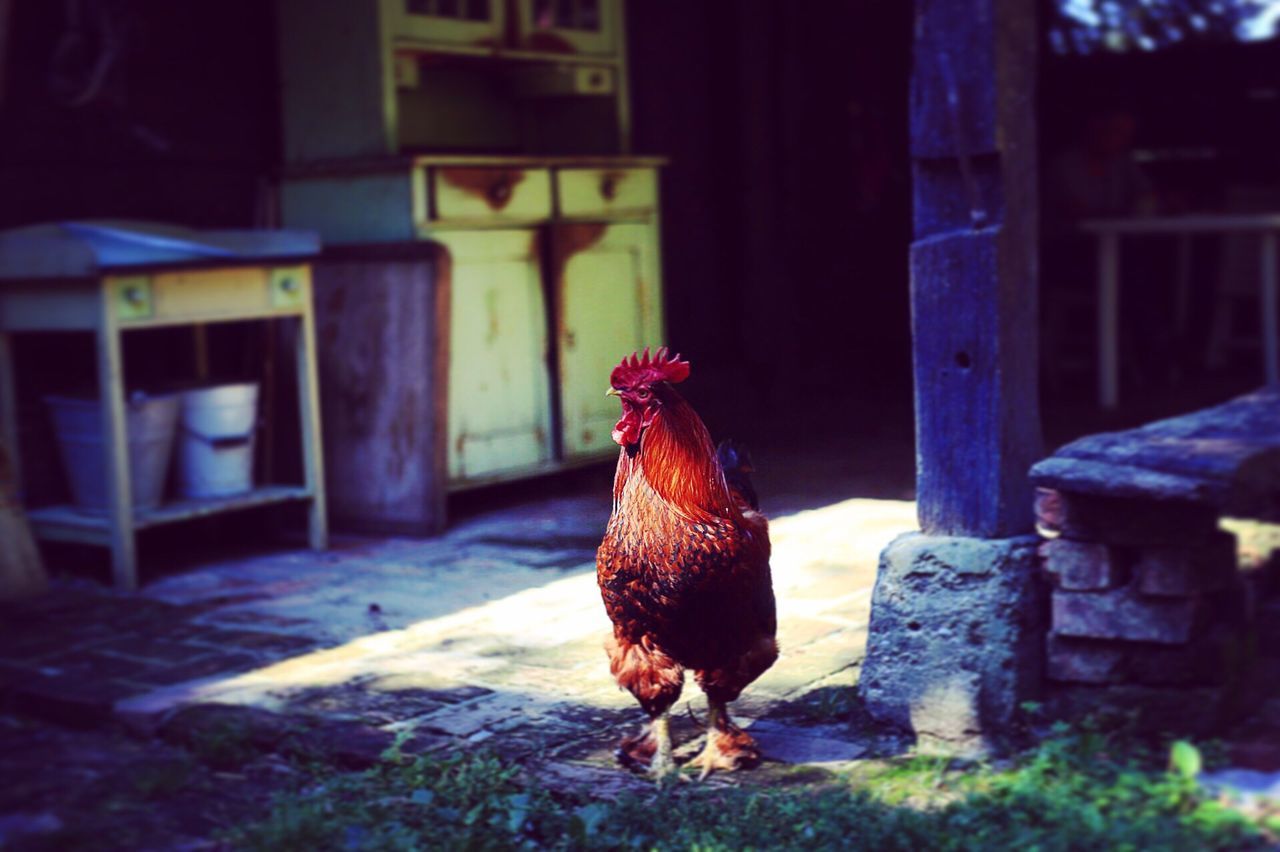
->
xmin=278 ymin=277 xmax=299 ymax=293
xmin=564 ymin=330 xmax=576 ymax=349
xmin=124 ymin=286 xmax=146 ymax=306
xmin=600 ymin=174 xmax=618 ymax=201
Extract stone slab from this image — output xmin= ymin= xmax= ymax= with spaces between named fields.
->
xmin=858 ymin=532 xmax=1045 ymax=753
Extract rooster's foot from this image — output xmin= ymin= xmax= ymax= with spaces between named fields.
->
xmin=617 ymin=711 xmax=680 ymax=783
xmin=690 ymin=726 xmax=761 ymax=780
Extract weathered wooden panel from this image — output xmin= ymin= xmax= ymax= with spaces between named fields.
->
xmin=908 ymin=0 xmax=1040 ymax=538
xmin=555 ymin=222 xmax=661 ymax=460
xmin=312 ymin=246 xmax=446 ymax=534
xmin=435 ymin=230 xmax=554 ymax=483
xmin=911 ymin=227 xmax=1040 ymax=537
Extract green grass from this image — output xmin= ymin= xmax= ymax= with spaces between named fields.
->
xmin=227 ymin=720 xmax=1277 ymax=851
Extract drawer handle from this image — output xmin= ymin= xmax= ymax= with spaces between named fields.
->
xmin=488 ymin=177 xmax=513 ymax=207
xmin=124 ymin=285 xmax=147 ymax=306
xmin=600 ymin=174 xmax=618 ymax=201
xmin=278 ymin=276 xmax=299 ymax=293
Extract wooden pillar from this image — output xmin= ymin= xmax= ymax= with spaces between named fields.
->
xmin=860 ymin=0 xmax=1045 ymax=754
xmin=909 ymin=0 xmax=1042 ymax=536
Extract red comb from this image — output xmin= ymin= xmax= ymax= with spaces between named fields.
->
xmin=610 ymin=346 xmax=690 ymax=388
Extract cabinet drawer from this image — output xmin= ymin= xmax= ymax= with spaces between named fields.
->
xmin=556 ymin=168 xmax=656 ymax=217
xmin=112 ymin=267 xmax=310 ymax=325
xmin=430 ymin=167 xmax=552 ymax=223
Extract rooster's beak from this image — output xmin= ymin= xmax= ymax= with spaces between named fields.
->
xmin=605 ymin=387 xmax=620 ymax=397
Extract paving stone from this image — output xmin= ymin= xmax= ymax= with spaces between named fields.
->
xmin=533 ymin=760 xmax=652 ymax=798
xmin=415 ymin=693 xmax=556 ymax=738
xmin=205 ymin=610 xmax=315 ymax=629
xmin=776 ymin=617 xmax=848 ymax=649
xmin=182 ymin=628 xmax=319 ymax=655
xmin=276 ymin=682 xmax=446 ymax=724
xmin=284 ymin=719 xmax=397 ymax=769
xmin=159 ymin=703 xmax=299 ymax=752
xmin=35 ymin=650 xmax=164 ymax=683
xmin=95 ymin=637 xmax=221 ymax=665
xmin=142 ymin=652 xmax=262 ymax=686
xmin=9 ymin=674 xmax=135 ymax=728
xmin=746 ymin=723 xmax=866 ymax=764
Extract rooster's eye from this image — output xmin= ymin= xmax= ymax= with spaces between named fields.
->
xmin=636 ymin=388 xmax=651 ymax=400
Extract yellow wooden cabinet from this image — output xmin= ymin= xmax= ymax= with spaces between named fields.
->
xmin=555 ymin=222 xmax=660 ymax=460
xmin=435 ymin=229 xmax=554 ymax=482
xmin=277 ymin=0 xmax=630 ymax=162
xmin=282 ymin=155 xmax=664 ymax=489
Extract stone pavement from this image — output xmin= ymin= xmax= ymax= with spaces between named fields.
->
xmin=0 ymin=490 xmax=920 ymax=845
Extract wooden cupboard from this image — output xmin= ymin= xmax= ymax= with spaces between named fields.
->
xmin=286 ymin=155 xmax=664 ymax=497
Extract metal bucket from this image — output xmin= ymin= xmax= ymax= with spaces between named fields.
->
xmin=177 ymin=383 xmax=259 ymax=499
xmin=45 ymin=394 xmax=180 ymax=514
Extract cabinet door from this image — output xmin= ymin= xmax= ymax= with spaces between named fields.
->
xmin=555 ymin=222 xmax=662 ymax=460
xmin=518 ymin=0 xmax=617 ymax=55
xmin=390 ymin=0 xmax=504 ymax=47
xmin=436 ymin=230 xmax=554 ymax=484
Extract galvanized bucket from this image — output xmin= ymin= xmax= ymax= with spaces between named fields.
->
xmin=45 ymin=394 xmax=180 ymax=513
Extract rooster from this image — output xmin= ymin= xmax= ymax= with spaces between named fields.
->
xmin=597 ymin=347 xmax=777 ymax=779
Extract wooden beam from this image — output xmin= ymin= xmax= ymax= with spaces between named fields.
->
xmin=909 ymin=0 xmax=1041 ymax=538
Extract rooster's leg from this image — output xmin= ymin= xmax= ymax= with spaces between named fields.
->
xmin=649 ymin=711 xmax=676 ymax=780
xmin=691 ymin=700 xmax=761 ymax=780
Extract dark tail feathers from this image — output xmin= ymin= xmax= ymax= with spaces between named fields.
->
xmin=716 ymin=439 xmax=759 ymax=511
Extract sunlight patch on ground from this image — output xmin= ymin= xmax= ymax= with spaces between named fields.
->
xmin=117 ymin=498 xmax=917 ymax=722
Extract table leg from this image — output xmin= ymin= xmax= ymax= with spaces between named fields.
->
xmin=97 ymin=324 xmax=137 ymax=590
xmin=1263 ymin=232 xmax=1279 ymax=385
xmin=0 ymin=331 xmax=21 ymax=499
xmin=1098 ymin=232 xmax=1120 ymax=409
xmin=295 ymin=308 xmax=328 ymax=551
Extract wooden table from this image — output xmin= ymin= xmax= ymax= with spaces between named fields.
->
xmin=1083 ymin=214 xmax=1280 ymax=409
xmin=0 ymin=224 xmax=328 ymax=590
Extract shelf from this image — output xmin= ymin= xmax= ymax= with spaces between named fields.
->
xmin=27 ymin=485 xmax=314 ymax=545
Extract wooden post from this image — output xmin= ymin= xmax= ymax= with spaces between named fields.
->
xmin=860 ymin=0 xmax=1045 ymax=753
xmin=908 ymin=0 xmax=1042 ymax=537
